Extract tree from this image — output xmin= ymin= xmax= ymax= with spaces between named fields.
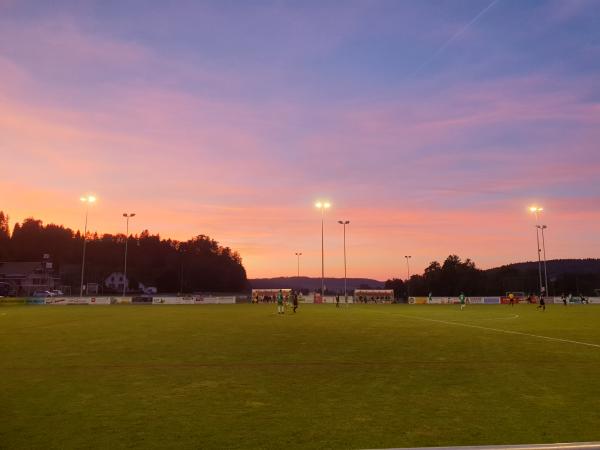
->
xmin=0 ymin=211 xmax=10 ymax=259
xmin=384 ymin=278 xmax=405 ymax=299
xmin=1 ymin=214 xmax=248 ymax=293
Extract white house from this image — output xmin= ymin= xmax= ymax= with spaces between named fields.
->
xmin=104 ymin=272 xmax=129 ymax=292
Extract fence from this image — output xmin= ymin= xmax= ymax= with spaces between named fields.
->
xmin=0 ymin=295 xmax=238 ymax=305
xmin=408 ymin=296 xmax=600 ymax=305
xmin=2 ymin=295 xmax=599 ymax=306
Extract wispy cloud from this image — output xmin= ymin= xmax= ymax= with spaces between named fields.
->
xmin=1 ymin=3 xmax=599 ymax=278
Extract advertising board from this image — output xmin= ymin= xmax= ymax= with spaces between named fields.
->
xmin=67 ymin=298 xmax=90 ymax=305
xmin=88 ymin=297 xmax=112 ymax=305
xmin=45 ymin=297 xmax=69 ymax=305
xmin=196 ymin=296 xmax=235 ymax=304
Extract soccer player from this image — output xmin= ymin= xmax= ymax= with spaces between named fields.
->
xmin=277 ymin=289 xmax=284 ymax=314
xmin=335 ymin=294 xmax=340 ymax=308
xmin=509 ymin=293 xmax=515 ymax=307
xmin=292 ymin=291 xmax=299 ymax=313
xmin=537 ymin=295 xmax=546 ymax=311
xmin=428 ymin=292 xmax=433 ymax=304
xmin=562 ymin=293 xmax=567 ymax=306
xmin=459 ymin=292 xmax=466 ymax=310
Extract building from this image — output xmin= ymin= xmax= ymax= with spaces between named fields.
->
xmin=104 ymin=272 xmax=129 ymax=292
xmin=0 ymin=260 xmax=58 ymax=296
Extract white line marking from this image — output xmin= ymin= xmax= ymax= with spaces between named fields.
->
xmin=384 ymin=311 xmax=600 ymax=349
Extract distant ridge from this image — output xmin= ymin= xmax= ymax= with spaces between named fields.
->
xmin=486 ymin=258 xmax=600 ymax=275
xmin=249 ymin=276 xmax=384 ymax=291
xmin=251 ymin=259 xmax=600 ymax=291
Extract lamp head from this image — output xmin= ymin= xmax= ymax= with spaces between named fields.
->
xmin=80 ymin=195 xmax=96 ymax=203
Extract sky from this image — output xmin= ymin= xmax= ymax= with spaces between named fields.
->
xmin=1 ymin=0 xmax=599 ymax=280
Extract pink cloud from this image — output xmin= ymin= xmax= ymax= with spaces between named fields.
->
xmin=1 ymin=17 xmax=599 ymax=280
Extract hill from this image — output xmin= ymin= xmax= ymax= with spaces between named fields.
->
xmin=489 ymin=258 xmax=600 ymax=275
xmin=249 ymin=276 xmax=384 ymax=291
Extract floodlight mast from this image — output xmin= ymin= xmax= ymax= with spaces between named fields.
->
xmin=295 ymin=252 xmax=302 ymax=278
xmin=338 ymin=220 xmax=350 ymax=303
xmin=122 ymin=213 xmax=136 ymax=296
xmin=315 ymin=201 xmax=331 ymax=300
xmin=405 ymin=255 xmax=412 ymax=300
xmin=79 ymin=195 xmax=96 ymax=297
xmin=529 ymin=206 xmax=545 ymax=296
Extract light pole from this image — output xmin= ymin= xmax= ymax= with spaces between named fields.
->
xmin=405 ymin=255 xmax=411 ymax=300
xmin=529 ymin=206 xmax=544 ymax=296
xmin=79 ymin=195 xmax=96 ymax=297
xmin=315 ymin=201 xmax=331 ymax=300
xmin=338 ymin=220 xmax=350 ymax=303
xmin=539 ymin=224 xmax=549 ymax=296
xmin=122 ymin=213 xmax=136 ymax=296
xmin=294 ymin=252 xmax=302 ymax=278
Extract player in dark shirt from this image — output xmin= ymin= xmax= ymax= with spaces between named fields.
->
xmin=537 ymin=295 xmax=546 ymax=311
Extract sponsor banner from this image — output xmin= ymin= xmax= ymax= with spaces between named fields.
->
xmin=501 ymin=296 xmax=531 ymax=304
xmin=132 ymin=296 xmax=153 ymax=304
xmin=413 ymin=297 xmax=428 ymax=304
xmin=88 ymin=297 xmax=112 ymax=305
xmin=196 ymin=296 xmax=236 ymax=304
xmin=587 ymin=297 xmax=600 ymax=304
xmin=26 ymin=297 xmax=46 ymax=304
xmin=483 ymin=297 xmax=501 ymax=304
xmin=47 ymin=297 xmax=115 ymax=305
xmin=301 ymin=295 xmax=314 ymax=303
xmin=468 ymin=297 xmax=484 ymax=304
xmin=428 ymin=297 xmax=445 ymax=304
xmin=45 ymin=297 xmax=69 ymax=305
xmin=152 ymin=297 xmax=195 ymax=304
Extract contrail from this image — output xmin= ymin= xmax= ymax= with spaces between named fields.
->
xmin=408 ymin=0 xmax=501 ymax=78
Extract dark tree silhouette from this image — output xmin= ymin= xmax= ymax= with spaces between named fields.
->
xmin=387 ymin=255 xmax=600 ymax=297
xmin=0 ymin=214 xmax=248 ymax=293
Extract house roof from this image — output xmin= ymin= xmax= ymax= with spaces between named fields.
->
xmin=0 ymin=262 xmax=43 ymax=276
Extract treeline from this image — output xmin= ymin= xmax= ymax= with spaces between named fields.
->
xmin=0 ymin=212 xmax=248 ymax=293
xmin=385 ymin=255 xmax=600 ymax=297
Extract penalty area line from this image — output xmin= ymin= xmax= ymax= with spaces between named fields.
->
xmin=386 ymin=311 xmax=600 ymax=349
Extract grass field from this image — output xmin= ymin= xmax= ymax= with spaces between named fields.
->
xmin=1 ymin=303 xmax=600 ymax=449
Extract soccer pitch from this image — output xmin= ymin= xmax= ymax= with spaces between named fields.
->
xmin=2 ymin=304 xmax=600 ymax=449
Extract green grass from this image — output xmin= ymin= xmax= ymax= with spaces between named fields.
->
xmin=1 ymin=303 xmax=600 ymax=449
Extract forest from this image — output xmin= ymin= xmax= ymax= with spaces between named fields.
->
xmin=0 ymin=211 xmax=248 ymax=293
xmin=385 ymin=255 xmax=600 ymax=297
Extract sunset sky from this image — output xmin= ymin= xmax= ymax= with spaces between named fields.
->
xmin=1 ymin=0 xmax=599 ymax=280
